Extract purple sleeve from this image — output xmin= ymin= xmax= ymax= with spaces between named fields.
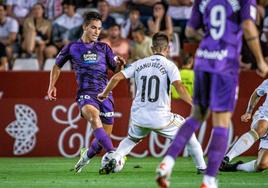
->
xmin=55 ymin=43 xmax=71 ymax=68
xmin=105 ymin=43 xmax=117 ymax=72
xmin=187 ymin=0 xmax=203 ymax=29
xmin=240 ymin=0 xmax=257 ymax=22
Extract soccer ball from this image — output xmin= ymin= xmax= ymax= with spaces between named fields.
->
xmin=101 ymin=151 xmax=126 ymax=173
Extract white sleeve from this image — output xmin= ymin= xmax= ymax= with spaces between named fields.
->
xmin=167 ymin=62 xmax=181 ymax=83
xmin=9 ymin=18 xmax=19 ymax=33
xmin=121 ymin=62 xmax=136 ymax=79
xmin=256 ymin=79 xmax=268 ymax=96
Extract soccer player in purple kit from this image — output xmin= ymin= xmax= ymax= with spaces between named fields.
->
xmin=47 ymin=11 xmax=125 ymax=173
xmin=156 ymin=0 xmax=268 ymax=188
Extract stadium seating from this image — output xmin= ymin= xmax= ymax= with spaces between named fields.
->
xmin=43 ymin=58 xmax=72 ymax=71
xmin=12 ymin=58 xmax=40 ymax=71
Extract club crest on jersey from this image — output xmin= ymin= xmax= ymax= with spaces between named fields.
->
xmin=83 ymin=51 xmax=98 ymax=64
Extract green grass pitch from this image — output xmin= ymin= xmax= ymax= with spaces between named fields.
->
xmin=0 ymin=157 xmax=267 ymax=188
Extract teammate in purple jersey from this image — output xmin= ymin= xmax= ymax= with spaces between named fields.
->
xmin=156 ymin=0 xmax=268 ymax=188
xmin=47 ymin=11 xmax=125 ymax=174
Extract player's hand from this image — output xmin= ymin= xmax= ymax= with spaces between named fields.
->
xmin=256 ymin=60 xmax=268 ymax=78
xmin=97 ymin=93 xmax=108 ymax=102
xmin=115 ymin=56 xmax=126 ymax=66
xmin=241 ymin=112 xmax=252 ymax=123
xmin=47 ymin=86 xmax=57 ymax=100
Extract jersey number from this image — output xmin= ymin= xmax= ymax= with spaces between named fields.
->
xmin=140 ymin=75 xmax=160 ymax=102
xmin=210 ymin=5 xmax=226 ymax=40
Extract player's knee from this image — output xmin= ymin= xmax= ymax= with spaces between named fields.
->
xmin=256 ymin=161 xmax=268 ymax=171
xmin=254 ymin=127 xmax=267 ymax=138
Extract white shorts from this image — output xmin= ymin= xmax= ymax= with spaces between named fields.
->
xmin=128 ymin=113 xmax=185 ymax=141
xmin=251 ymin=110 xmax=268 ymax=129
xmin=252 ymin=110 xmax=268 ymax=149
xmin=260 ymin=136 xmax=268 ymax=149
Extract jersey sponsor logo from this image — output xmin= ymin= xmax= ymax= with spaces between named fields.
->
xmin=100 ymin=112 xmax=114 ymax=117
xmin=83 ymin=51 xmax=98 ymax=64
xmin=196 ymin=49 xmax=228 ymax=60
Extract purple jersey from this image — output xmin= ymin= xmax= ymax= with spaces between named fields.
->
xmin=188 ymin=0 xmax=256 ymax=75
xmin=56 ymin=40 xmax=117 ymax=95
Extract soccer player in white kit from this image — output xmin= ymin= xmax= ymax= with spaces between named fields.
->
xmin=97 ymin=32 xmax=206 ymax=174
xmin=220 ymin=79 xmax=268 ymax=172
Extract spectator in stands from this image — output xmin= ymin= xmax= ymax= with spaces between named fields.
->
xmin=106 ymin=0 xmax=129 ymax=24
xmin=44 ymin=0 xmax=83 ymax=59
xmin=130 ymin=0 xmax=161 ymax=26
xmin=101 ymin=23 xmax=130 ymax=59
xmin=147 ymin=1 xmax=173 ymax=38
xmin=121 ymin=6 xmax=143 ymax=39
xmin=97 ymin=0 xmax=116 ymax=39
xmin=167 ymin=0 xmax=193 ymax=44
xmin=21 ymin=3 xmax=52 ymax=67
xmin=6 ymin=0 xmax=37 ymax=26
xmin=171 ymin=53 xmax=194 ymax=99
xmin=129 ymin=25 xmax=153 ymax=62
xmin=0 ymin=42 xmax=8 ymax=71
xmin=0 ymin=3 xmax=19 ymax=65
xmin=39 ymin=0 xmax=63 ymax=21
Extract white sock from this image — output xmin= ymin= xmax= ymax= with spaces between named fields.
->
xmin=203 ymin=175 xmax=216 ymax=186
xmin=162 ymin=155 xmax=175 ymax=171
xmin=226 ymin=131 xmax=257 ymax=161
xmin=187 ymin=134 xmax=207 ymax=169
xmin=115 ymin=137 xmax=137 ymax=160
xmin=237 ymin=160 xmax=257 ymax=172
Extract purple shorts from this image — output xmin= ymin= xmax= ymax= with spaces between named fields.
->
xmin=76 ymin=94 xmax=114 ymax=124
xmin=193 ymin=70 xmax=239 ymax=112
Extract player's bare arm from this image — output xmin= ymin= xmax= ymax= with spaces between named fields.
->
xmin=47 ymin=64 xmax=61 ymax=101
xmin=98 ymin=72 xmax=126 ymax=101
xmin=241 ymin=90 xmax=261 ymax=123
xmin=185 ymin=26 xmax=203 ymax=42
xmin=242 ymin=19 xmax=268 ymax=77
xmin=172 ymin=80 xmax=192 ymax=106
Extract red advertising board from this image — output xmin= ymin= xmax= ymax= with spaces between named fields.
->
xmin=0 ymin=71 xmax=264 ymax=157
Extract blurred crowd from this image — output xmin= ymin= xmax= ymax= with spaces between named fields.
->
xmin=0 ymin=0 xmax=268 ymax=72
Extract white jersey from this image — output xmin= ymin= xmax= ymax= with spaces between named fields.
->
xmin=121 ymin=54 xmax=181 ymax=129
xmin=256 ymin=79 xmax=268 ymax=116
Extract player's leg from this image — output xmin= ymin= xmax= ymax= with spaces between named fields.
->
xmin=187 ymin=133 xmax=207 ymax=173
xmin=86 ymin=123 xmax=113 ymax=161
xmin=202 ymin=112 xmax=230 ymax=187
xmin=222 ymin=116 xmax=268 ymax=165
xmin=156 ymin=71 xmax=210 ymax=188
xmin=100 ymin=124 xmax=150 ymax=174
xmin=223 ymin=148 xmax=268 ymax=172
xmin=75 ymin=101 xmax=114 ymax=173
xmin=202 ymin=72 xmax=238 ymax=188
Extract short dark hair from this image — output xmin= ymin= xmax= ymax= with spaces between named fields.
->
xmin=83 ymin=11 xmax=102 ymax=25
xmin=109 ymin=23 xmax=121 ymax=29
xmin=62 ymin=0 xmax=76 ymax=7
xmin=152 ymin=32 xmax=169 ymax=51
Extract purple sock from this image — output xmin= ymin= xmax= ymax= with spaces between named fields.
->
xmin=87 ymin=138 xmax=103 ymax=159
xmin=93 ymin=127 xmax=114 ymax=152
xmin=167 ymin=117 xmax=201 ymax=159
xmin=206 ymin=127 xmax=228 ymax=177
